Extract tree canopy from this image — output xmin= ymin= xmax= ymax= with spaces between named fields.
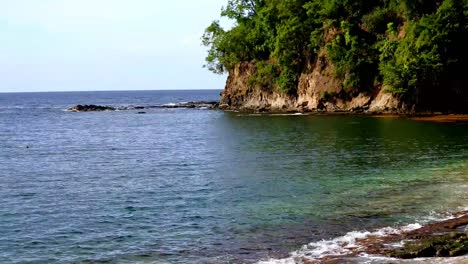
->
xmin=203 ymin=0 xmax=467 ymax=96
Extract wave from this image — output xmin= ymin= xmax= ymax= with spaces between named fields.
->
xmin=258 ymin=224 xmax=422 ymax=263
xmin=161 ymin=103 xmax=178 ymax=107
xmin=258 ymin=210 xmax=468 ymax=264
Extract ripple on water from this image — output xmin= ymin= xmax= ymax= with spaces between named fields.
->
xmin=0 ymin=91 xmax=467 ymax=263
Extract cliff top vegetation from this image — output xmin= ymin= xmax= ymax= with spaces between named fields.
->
xmin=203 ymin=0 xmax=467 ymax=99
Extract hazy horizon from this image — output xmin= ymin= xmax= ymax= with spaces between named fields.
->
xmin=0 ymin=0 xmax=229 ymax=93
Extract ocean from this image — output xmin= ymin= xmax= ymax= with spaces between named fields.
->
xmin=0 ymin=90 xmax=467 ymax=263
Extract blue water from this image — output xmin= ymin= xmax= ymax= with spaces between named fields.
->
xmin=0 ymin=90 xmax=467 ymax=263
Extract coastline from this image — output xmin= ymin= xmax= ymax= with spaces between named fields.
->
xmin=219 ymin=61 xmax=467 ymax=116
xmin=228 ymin=110 xmax=468 ymax=123
xmin=2 ymin=90 xmax=467 ymax=263
xmin=65 ymin=101 xmax=468 ymax=123
xmin=260 ymin=210 xmax=468 ymax=263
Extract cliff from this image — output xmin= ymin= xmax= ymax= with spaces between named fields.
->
xmin=220 ymin=61 xmax=405 ymax=113
xmin=205 ymin=1 xmax=467 ymax=114
xmin=219 ymin=60 xmax=468 ymax=113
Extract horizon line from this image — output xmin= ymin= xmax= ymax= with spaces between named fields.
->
xmin=0 ymin=88 xmax=224 ymax=94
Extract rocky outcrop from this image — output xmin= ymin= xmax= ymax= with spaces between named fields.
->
xmin=389 ymin=232 xmax=468 ymax=258
xmin=67 ymin=101 xmax=219 ymax=112
xmin=220 ymin=59 xmax=468 ymax=114
xmin=220 ymin=59 xmax=411 ymax=113
xmin=219 ymin=63 xmax=296 ymax=112
xmin=68 ymin=105 xmax=116 ymax=112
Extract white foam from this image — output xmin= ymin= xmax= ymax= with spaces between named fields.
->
xmin=261 ymin=209 xmax=468 ymax=263
xmin=259 ymin=209 xmax=468 ymax=264
xmin=258 ymin=222 xmax=424 ymax=263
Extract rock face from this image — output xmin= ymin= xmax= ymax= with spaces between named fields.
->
xmin=220 ymin=63 xmax=297 ymax=112
xmin=219 ymin=60 xmax=464 ymax=113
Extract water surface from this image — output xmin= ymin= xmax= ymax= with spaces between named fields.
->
xmin=0 ymin=90 xmax=467 ymax=263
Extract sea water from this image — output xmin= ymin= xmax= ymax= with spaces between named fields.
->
xmin=0 ymin=90 xmax=466 ymax=263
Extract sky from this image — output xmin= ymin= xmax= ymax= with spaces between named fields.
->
xmin=0 ymin=0 xmax=229 ymax=92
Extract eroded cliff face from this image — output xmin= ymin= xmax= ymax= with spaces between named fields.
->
xmin=220 ymin=57 xmax=406 ymax=113
xmin=220 ymin=63 xmax=296 ymax=112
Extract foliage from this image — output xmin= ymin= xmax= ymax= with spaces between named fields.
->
xmin=203 ymin=0 xmax=468 ymax=96
xmin=380 ymin=0 xmax=467 ymax=96
xmin=247 ymin=61 xmax=280 ymax=90
xmin=326 ymin=21 xmax=378 ymax=91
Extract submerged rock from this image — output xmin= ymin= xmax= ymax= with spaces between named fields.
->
xmin=389 ymin=232 xmax=468 ymax=258
xmin=68 ymin=101 xmax=219 ymax=112
xmin=131 ymin=101 xmax=219 ymax=110
xmin=68 ymin=104 xmax=115 ymax=112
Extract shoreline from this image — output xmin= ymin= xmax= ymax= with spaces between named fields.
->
xmin=65 ymin=102 xmax=468 ymax=123
xmin=229 ymin=110 xmax=468 ymax=122
xmin=260 ymin=210 xmax=468 ymax=263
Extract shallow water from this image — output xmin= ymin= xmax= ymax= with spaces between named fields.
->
xmin=0 ymin=90 xmax=467 ymax=263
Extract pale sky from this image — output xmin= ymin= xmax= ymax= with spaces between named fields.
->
xmin=0 ymin=0 xmax=229 ymax=92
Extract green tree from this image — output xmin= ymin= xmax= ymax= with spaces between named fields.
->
xmin=203 ymin=0 xmax=468 ymax=98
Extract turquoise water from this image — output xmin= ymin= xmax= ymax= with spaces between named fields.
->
xmin=0 ymin=91 xmax=467 ymax=263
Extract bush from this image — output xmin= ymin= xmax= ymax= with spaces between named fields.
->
xmin=204 ymin=0 xmax=467 ymax=98
xmin=248 ymin=61 xmax=280 ymax=90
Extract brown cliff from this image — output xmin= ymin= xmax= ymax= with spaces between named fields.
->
xmin=219 ymin=57 xmax=408 ymax=113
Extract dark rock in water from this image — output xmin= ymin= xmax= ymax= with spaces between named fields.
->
xmin=68 ymin=101 xmax=220 ymax=112
xmin=137 ymin=112 xmax=146 ymax=114
xmin=303 ymin=211 xmax=468 ymax=263
xmin=68 ymin=104 xmax=115 ymax=112
xmin=389 ymin=232 xmax=468 ymax=258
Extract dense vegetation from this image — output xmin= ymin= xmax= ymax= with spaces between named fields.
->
xmin=202 ymin=0 xmax=467 ymax=98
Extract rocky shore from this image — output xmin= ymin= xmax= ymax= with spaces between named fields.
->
xmin=298 ymin=211 xmax=468 ymax=263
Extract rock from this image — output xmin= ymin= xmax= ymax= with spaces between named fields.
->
xmin=68 ymin=101 xmax=219 ymax=112
xmin=219 ymin=62 xmax=407 ymax=113
xmin=219 ymin=103 xmax=230 ymax=110
xmin=368 ymin=88 xmax=402 ymax=113
xmin=389 ymin=233 xmax=468 ymax=258
xmin=68 ymin=104 xmax=115 ymax=112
